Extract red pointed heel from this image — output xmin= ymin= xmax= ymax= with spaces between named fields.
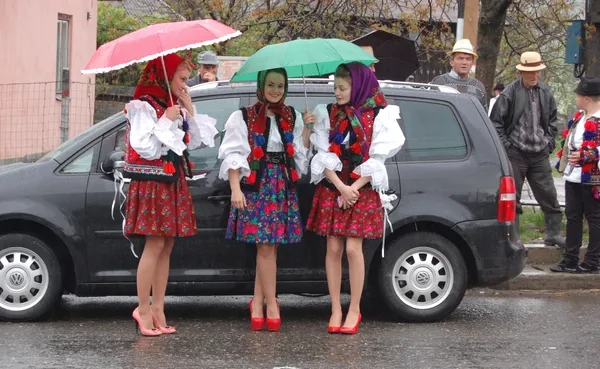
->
xmin=340 ymin=313 xmax=362 ymax=335
xmin=132 ymin=307 xmax=162 ymax=337
xmin=266 ymin=300 xmax=281 ymax=332
xmin=249 ymin=299 xmax=265 ymax=331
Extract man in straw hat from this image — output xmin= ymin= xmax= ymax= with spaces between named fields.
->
xmin=490 ymin=51 xmax=565 ymax=247
xmin=430 ymin=39 xmax=488 ymax=111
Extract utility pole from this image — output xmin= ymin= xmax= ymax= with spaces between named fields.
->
xmin=585 ymin=0 xmax=600 ymax=77
xmin=456 ymin=0 xmax=480 ymax=47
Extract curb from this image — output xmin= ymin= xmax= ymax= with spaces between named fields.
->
xmin=489 ymin=244 xmax=600 ymax=290
xmin=524 ymin=243 xmax=587 ymax=264
xmin=493 ymin=265 xmax=600 ymax=290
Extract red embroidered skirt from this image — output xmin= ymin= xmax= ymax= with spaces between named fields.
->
xmin=125 ymin=170 xmax=197 ymax=237
xmin=307 ymin=183 xmax=384 ymax=239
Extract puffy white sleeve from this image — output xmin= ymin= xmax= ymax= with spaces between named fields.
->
xmin=184 ymin=105 xmax=219 ymax=150
xmin=217 ymin=110 xmax=251 ymax=181
xmin=125 ymin=100 xmax=187 ymax=158
xmin=353 ymin=105 xmax=404 ymax=191
xmin=292 ymin=109 xmax=310 ymax=175
xmin=309 ymin=104 xmax=342 ymax=185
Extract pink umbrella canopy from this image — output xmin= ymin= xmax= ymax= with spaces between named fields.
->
xmin=81 ymin=19 xmax=241 ymax=74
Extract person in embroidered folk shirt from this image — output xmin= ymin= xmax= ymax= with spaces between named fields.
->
xmin=218 ymin=68 xmax=315 ymax=331
xmin=123 ymin=53 xmax=218 ymax=336
xmin=552 ymin=77 xmax=600 ymax=273
xmin=307 ymin=62 xmax=404 ymax=334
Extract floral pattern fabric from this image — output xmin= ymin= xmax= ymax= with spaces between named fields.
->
xmin=226 ymin=163 xmax=302 ymax=244
xmin=125 ymin=169 xmax=197 ymax=237
xmin=307 ymin=184 xmax=383 ymax=239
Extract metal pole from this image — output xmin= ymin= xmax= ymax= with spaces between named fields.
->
xmin=456 ymin=0 xmax=465 ymax=41
xmin=160 ymin=55 xmax=175 ymax=106
xmin=302 ymin=65 xmax=308 ymax=112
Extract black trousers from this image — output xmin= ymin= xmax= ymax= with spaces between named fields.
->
xmin=507 ymin=146 xmax=562 ymax=215
xmin=564 ymin=181 xmax=600 ymax=266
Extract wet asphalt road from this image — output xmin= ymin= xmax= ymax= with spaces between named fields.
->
xmin=1 ymin=291 xmax=600 ymax=369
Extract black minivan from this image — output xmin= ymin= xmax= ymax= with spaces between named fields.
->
xmin=0 ymin=79 xmax=525 ymax=322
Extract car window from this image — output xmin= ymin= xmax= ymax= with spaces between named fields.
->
xmin=269 ymin=95 xmax=335 ymax=114
xmin=189 ymin=97 xmax=241 ymax=170
xmin=393 ymin=99 xmax=467 ymax=162
xmin=61 ymin=146 xmax=95 ymax=174
xmin=115 ymin=127 xmax=126 ymax=151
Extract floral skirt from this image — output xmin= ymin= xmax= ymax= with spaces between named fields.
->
xmin=307 ymin=184 xmax=383 ymax=239
xmin=125 ymin=171 xmax=197 ymax=237
xmin=226 ymin=163 xmax=302 ymax=244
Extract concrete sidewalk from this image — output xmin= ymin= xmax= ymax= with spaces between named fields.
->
xmin=494 ymin=244 xmax=600 ymax=290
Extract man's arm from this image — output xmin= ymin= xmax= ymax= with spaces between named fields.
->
xmin=478 ymin=81 xmax=489 ymax=112
xmin=546 ymin=93 xmax=559 ymax=152
xmin=489 ymin=93 xmax=512 ymax=149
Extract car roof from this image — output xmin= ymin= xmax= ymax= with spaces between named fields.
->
xmin=188 ymin=78 xmax=461 ymax=101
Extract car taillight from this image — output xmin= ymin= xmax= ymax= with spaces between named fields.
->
xmin=498 ymin=176 xmax=516 ymax=222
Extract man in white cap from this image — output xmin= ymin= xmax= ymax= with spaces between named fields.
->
xmin=490 ymin=51 xmax=565 ymax=247
xmin=431 ymin=39 xmax=487 ymax=111
xmin=187 ymin=50 xmax=219 ymax=87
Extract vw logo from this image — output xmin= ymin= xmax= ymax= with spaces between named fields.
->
xmin=415 ymin=271 xmax=430 ymax=285
xmin=9 ymin=271 xmax=25 ymax=287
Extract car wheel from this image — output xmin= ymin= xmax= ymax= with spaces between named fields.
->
xmin=0 ymin=234 xmax=62 ymax=321
xmin=378 ymin=232 xmax=467 ymax=322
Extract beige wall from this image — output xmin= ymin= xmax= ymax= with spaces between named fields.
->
xmin=0 ymin=0 xmax=97 ymax=162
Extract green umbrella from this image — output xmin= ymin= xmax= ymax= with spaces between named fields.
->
xmin=230 ymin=38 xmax=377 ymax=110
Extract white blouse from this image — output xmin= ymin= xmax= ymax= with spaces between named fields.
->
xmin=564 ymin=110 xmax=600 ymax=183
xmin=218 ymin=109 xmax=310 ymax=181
xmin=309 ymin=104 xmax=405 ymax=191
xmin=125 ymin=99 xmax=219 ymax=160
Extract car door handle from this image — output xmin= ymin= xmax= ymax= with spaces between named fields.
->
xmin=207 ymin=195 xmax=231 ymax=201
xmin=384 ymin=189 xmax=396 ymax=195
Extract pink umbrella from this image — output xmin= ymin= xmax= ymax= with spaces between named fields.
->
xmin=81 ymin=19 xmax=241 ymax=74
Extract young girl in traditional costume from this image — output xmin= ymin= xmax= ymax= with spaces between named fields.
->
xmin=218 ymin=68 xmax=315 ymax=331
xmin=307 ymin=62 xmax=404 ymax=334
xmin=124 ymin=53 xmax=218 ymax=336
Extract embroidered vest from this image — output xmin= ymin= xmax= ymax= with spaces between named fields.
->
xmin=123 ymin=95 xmax=192 ymax=183
xmin=557 ymin=113 xmax=600 ymax=185
xmin=326 ymin=103 xmax=379 ymax=185
xmin=240 ymin=105 xmax=298 ymax=191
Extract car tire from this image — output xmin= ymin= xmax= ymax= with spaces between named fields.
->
xmin=0 ymin=234 xmax=62 ymax=321
xmin=378 ymin=232 xmax=467 ymax=322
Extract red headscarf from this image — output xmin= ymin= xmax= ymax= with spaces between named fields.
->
xmin=133 ymin=53 xmax=187 ymax=106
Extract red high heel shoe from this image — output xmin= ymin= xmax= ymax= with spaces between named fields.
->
xmin=340 ymin=313 xmax=362 ymax=335
xmin=266 ymin=300 xmax=281 ymax=332
xmin=151 ymin=312 xmax=177 ymax=334
xmin=132 ymin=307 xmax=162 ymax=337
xmin=328 ymin=314 xmax=342 ymax=334
xmin=249 ymin=298 xmax=265 ymax=331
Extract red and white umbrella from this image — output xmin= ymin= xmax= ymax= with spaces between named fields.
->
xmin=81 ymin=19 xmax=241 ymax=74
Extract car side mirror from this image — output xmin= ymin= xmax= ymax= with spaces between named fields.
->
xmin=101 ymin=150 xmax=125 ymax=174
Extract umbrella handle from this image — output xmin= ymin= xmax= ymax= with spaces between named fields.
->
xmin=160 ymin=55 xmax=175 ymax=107
xmin=302 ymin=65 xmax=307 ymax=112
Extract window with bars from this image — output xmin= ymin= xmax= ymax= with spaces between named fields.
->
xmin=56 ymin=15 xmax=71 ymax=99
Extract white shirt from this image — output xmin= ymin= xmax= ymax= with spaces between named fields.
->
xmin=217 ymin=109 xmax=310 ymax=181
xmin=488 ymin=96 xmax=498 ymax=116
xmin=563 ymin=109 xmax=600 ymax=183
xmin=309 ymin=104 xmax=405 ymax=191
xmin=125 ymin=100 xmax=218 ymax=159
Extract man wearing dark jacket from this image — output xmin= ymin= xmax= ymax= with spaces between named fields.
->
xmin=490 ymin=51 xmax=565 ymax=247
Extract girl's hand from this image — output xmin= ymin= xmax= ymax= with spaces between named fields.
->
xmin=568 ymin=151 xmax=581 ymax=165
xmin=164 ymin=105 xmax=181 ymax=121
xmin=339 ymin=185 xmax=359 ymax=207
xmin=303 ymin=110 xmax=316 ymax=129
xmin=179 ymin=90 xmax=193 ymax=115
xmin=231 ymin=189 xmax=246 ymax=210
